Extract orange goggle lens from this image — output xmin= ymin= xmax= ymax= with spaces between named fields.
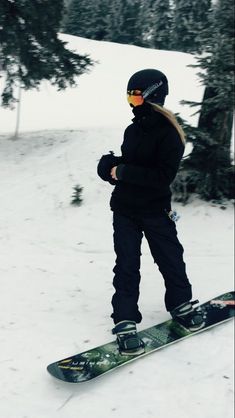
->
xmin=127 ymin=90 xmax=144 ymax=107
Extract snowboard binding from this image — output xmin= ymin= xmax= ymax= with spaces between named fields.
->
xmin=112 ymin=320 xmax=145 ymax=356
xmin=170 ymin=300 xmax=206 ymax=332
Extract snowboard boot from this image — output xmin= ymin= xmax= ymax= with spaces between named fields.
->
xmin=170 ymin=300 xmax=206 ymax=332
xmin=112 ymin=320 xmax=145 ymax=356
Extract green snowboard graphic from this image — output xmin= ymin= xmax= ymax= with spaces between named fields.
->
xmin=47 ymin=291 xmax=234 ymax=383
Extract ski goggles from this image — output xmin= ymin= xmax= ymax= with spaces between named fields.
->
xmin=127 ymin=89 xmax=144 ymax=107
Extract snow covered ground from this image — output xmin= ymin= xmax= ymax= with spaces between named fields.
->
xmin=0 ymin=36 xmax=234 ymax=418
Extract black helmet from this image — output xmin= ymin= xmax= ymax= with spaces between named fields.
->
xmin=127 ymin=69 xmax=169 ymax=105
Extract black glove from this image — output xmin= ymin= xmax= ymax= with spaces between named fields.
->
xmin=97 ymin=151 xmax=123 ymax=185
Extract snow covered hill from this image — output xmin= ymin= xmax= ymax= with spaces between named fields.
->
xmin=0 ymin=36 xmax=234 ymax=418
xmin=0 ymin=34 xmax=203 ymax=134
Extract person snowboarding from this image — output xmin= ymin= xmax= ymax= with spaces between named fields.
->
xmin=97 ymin=69 xmax=205 ymax=356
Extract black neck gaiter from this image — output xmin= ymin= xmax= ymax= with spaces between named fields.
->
xmin=132 ymin=102 xmax=153 ymax=120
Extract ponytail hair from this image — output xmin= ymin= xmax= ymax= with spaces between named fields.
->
xmin=149 ymin=102 xmax=186 ymax=145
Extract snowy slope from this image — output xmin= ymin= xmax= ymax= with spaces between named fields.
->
xmin=0 ymin=36 xmax=234 ymax=418
xmin=0 ymin=34 xmax=203 ymax=134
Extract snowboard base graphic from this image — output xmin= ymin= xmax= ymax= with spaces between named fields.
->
xmin=47 ymin=291 xmax=234 ymax=383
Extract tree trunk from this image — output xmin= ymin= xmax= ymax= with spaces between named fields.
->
xmin=13 ymin=85 xmax=21 ymax=139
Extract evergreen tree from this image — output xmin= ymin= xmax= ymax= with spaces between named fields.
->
xmin=63 ymin=0 xmax=109 ymax=41
xmin=136 ymin=0 xmax=156 ymax=47
xmin=0 ymin=0 xmax=92 ymax=107
xmin=71 ymin=184 xmax=83 ymax=206
xmin=63 ymin=0 xmax=157 ymax=48
xmin=171 ymin=0 xmax=212 ymax=53
xmin=94 ymin=0 xmax=110 ymax=41
xmin=105 ymin=0 xmax=124 ymax=44
xmin=105 ymin=0 xmax=143 ymax=45
xmin=63 ymin=0 xmax=94 ymax=38
xmin=61 ymin=0 xmax=73 ymax=29
xmin=151 ymin=0 xmax=172 ymax=50
xmin=173 ymin=0 xmax=235 ymax=202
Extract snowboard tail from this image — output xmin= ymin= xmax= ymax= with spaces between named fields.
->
xmin=47 ymin=291 xmax=234 ymax=383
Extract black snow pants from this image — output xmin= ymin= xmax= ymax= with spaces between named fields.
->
xmin=111 ymin=212 xmax=192 ymax=324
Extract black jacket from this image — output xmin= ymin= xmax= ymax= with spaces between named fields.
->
xmin=98 ymin=106 xmax=185 ymax=217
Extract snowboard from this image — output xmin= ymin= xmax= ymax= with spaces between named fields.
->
xmin=47 ymin=291 xmax=234 ymax=383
